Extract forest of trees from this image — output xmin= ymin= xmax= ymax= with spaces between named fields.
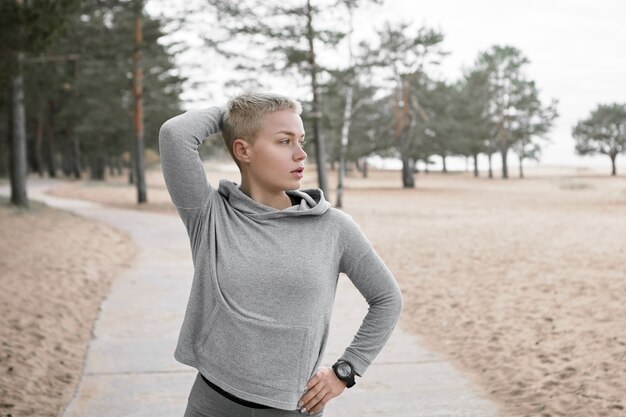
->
xmin=0 ymin=0 xmax=185 ymax=206
xmin=1 ymin=0 xmax=622 ymax=209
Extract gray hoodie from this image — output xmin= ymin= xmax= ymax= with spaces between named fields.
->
xmin=158 ymin=107 xmax=404 ymax=410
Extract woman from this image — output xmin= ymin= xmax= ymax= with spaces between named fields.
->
xmin=158 ymin=91 xmax=404 ymax=417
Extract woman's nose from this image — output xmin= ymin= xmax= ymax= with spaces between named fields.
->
xmin=294 ymin=144 xmax=307 ymax=161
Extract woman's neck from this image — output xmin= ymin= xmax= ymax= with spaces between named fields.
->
xmin=238 ymin=178 xmax=293 ymax=210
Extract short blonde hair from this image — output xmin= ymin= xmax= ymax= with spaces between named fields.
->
xmin=222 ymin=91 xmax=302 ymax=167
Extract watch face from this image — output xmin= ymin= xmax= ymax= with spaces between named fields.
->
xmin=337 ymin=363 xmax=352 ymax=377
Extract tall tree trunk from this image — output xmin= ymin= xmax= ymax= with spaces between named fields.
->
xmin=59 ymin=122 xmax=80 ymax=179
xmin=71 ymin=135 xmax=81 ymax=178
xmin=68 ymin=58 xmax=81 ymax=179
xmin=401 ymin=155 xmax=415 ymax=188
xmin=335 ymin=2 xmax=355 ymax=209
xmin=306 ymin=0 xmax=329 ymax=199
xmin=0 ymin=115 xmax=7 ymax=177
xmin=33 ymin=99 xmax=46 ymax=177
xmin=518 ymin=135 xmax=526 ymax=179
xmin=133 ymin=0 xmax=147 ymax=203
xmin=27 ymin=130 xmax=37 ymax=176
xmin=473 ymin=153 xmax=479 ymax=177
xmin=44 ymin=98 xmax=58 ymax=177
xmin=488 ymin=152 xmax=493 ymax=179
xmin=610 ymin=153 xmax=617 ymax=176
xmin=90 ymin=155 xmax=106 ymax=180
xmin=501 ymin=147 xmax=509 ymax=179
xmin=336 ymin=85 xmax=352 ymax=208
xmin=362 ymin=158 xmax=368 ymax=178
xmin=441 ymin=153 xmax=447 ymax=172
xmin=9 ymin=53 xmax=28 ymax=207
xmin=63 ymin=99 xmax=81 ymax=179
xmin=61 ymin=143 xmax=72 ymax=176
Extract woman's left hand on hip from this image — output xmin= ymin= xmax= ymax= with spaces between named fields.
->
xmin=297 ymin=366 xmax=346 ymax=415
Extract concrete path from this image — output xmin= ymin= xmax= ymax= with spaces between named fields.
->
xmin=2 ymin=179 xmax=499 ymax=417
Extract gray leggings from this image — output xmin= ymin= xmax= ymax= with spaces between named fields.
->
xmin=184 ymin=373 xmax=324 ymax=417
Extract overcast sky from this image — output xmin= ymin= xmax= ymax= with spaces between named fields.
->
xmin=149 ymin=0 xmax=626 ymax=170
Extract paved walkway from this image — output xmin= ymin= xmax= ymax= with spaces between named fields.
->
xmin=2 ymin=179 xmax=498 ymax=417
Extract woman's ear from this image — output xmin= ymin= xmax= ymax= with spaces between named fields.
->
xmin=233 ymin=138 xmax=252 ymax=164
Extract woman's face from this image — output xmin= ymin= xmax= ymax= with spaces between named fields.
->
xmin=245 ymin=110 xmax=308 ymax=192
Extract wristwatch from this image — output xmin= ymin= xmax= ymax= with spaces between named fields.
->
xmin=332 ymin=360 xmax=356 ymax=388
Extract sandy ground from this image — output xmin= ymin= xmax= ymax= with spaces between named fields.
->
xmin=340 ymin=170 xmax=626 ymax=417
xmin=0 ymin=198 xmax=137 ymax=417
xmin=23 ymin=162 xmax=626 ymax=416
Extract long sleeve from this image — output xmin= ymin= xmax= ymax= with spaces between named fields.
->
xmin=158 ymin=106 xmax=225 ymax=209
xmin=337 ymin=215 xmax=404 ymax=378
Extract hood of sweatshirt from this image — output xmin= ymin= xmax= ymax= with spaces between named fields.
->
xmin=217 ymin=179 xmax=331 ymax=219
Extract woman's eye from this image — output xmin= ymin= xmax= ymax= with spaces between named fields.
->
xmin=279 ymin=138 xmax=305 ymax=145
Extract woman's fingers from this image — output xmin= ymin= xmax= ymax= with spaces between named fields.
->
xmin=306 ymin=391 xmax=334 ymax=414
xmin=298 ymin=366 xmax=347 ymax=414
xmin=299 ymin=384 xmax=327 ymax=413
xmin=298 ymin=382 xmax=317 ymax=406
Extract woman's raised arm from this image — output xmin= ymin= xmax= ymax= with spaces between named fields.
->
xmin=158 ymin=106 xmax=225 ymax=209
